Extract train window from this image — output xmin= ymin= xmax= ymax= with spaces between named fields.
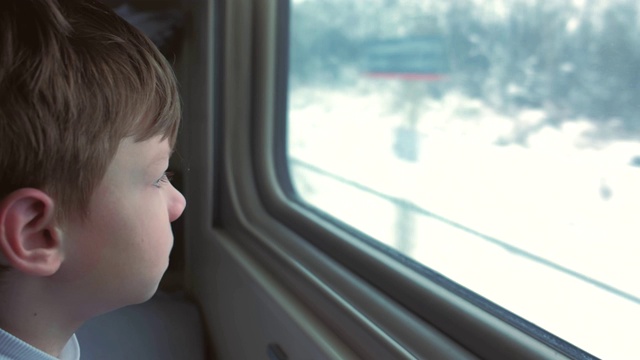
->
xmin=286 ymin=0 xmax=639 ymax=359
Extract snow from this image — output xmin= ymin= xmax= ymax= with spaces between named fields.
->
xmin=288 ymin=83 xmax=640 ymax=359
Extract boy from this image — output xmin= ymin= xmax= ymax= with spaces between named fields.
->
xmin=0 ymin=0 xmax=186 ymax=358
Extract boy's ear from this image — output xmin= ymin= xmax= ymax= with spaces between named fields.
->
xmin=0 ymin=188 xmax=63 ymax=276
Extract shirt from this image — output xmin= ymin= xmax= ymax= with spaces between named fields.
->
xmin=0 ymin=328 xmax=79 ymax=360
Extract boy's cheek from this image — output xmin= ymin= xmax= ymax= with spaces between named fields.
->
xmin=56 ymin=228 xmax=110 ymax=282
xmin=58 ymin=209 xmax=128 ymax=280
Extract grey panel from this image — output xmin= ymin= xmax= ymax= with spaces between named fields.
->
xmin=77 ymin=292 xmax=206 ymax=360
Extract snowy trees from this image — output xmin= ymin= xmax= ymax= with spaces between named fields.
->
xmin=290 ymin=0 xmax=640 ymax=138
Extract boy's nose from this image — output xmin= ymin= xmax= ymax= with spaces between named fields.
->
xmin=168 ymin=187 xmax=186 ymax=222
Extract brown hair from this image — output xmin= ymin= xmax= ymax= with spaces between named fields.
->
xmin=0 ymin=0 xmax=181 ymax=220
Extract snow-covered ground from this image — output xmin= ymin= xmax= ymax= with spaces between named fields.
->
xmin=288 ymin=82 xmax=640 ymax=359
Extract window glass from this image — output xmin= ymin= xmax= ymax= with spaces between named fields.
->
xmin=286 ymin=0 xmax=640 ymax=358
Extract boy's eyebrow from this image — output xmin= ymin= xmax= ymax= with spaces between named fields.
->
xmin=151 ymin=147 xmax=174 ymax=165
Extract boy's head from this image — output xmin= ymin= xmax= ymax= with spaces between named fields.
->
xmin=0 ymin=0 xmax=181 ymax=220
xmin=0 ymin=0 xmax=186 ymax=321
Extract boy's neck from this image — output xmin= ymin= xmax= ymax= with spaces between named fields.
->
xmin=0 ymin=275 xmax=81 ymax=358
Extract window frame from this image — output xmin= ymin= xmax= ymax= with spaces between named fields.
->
xmin=207 ymin=0 xmax=596 ymax=358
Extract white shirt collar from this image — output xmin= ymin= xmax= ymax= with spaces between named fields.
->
xmin=0 ymin=327 xmax=80 ymax=360
xmin=59 ymin=335 xmax=80 ymax=360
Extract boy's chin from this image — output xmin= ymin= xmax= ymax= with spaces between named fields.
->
xmin=128 ymin=279 xmax=164 ymax=305
xmin=101 ymin=278 xmax=165 ymax=314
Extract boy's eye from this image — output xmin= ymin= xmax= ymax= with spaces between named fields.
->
xmin=153 ymin=171 xmax=174 ymax=188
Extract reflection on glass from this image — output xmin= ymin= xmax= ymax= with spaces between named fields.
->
xmin=287 ymin=1 xmax=640 ymax=358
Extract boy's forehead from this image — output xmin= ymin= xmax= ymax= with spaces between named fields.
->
xmin=150 ymin=141 xmax=174 ymax=161
xmin=116 ymin=137 xmax=172 ymax=165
